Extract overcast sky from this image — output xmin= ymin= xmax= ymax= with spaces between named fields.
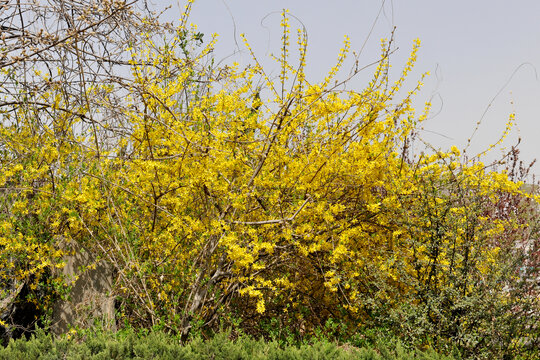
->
xmin=161 ymin=0 xmax=540 ymax=177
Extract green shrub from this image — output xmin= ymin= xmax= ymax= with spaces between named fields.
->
xmin=0 ymin=328 xmax=453 ymax=360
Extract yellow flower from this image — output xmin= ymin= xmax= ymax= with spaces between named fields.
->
xmin=256 ymin=298 xmax=266 ymax=314
xmin=450 ymin=145 xmax=461 ymax=156
xmin=367 ymin=203 xmax=381 ymax=213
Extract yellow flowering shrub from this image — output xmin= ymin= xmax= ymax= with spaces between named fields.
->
xmin=0 ymin=3 xmax=537 ymax=357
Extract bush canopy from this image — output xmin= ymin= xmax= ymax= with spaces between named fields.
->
xmin=0 ymin=1 xmax=538 ymax=358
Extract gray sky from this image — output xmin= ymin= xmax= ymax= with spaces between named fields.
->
xmin=162 ymin=0 xmax=540 ymax=177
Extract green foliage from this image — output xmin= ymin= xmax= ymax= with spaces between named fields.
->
xmin=0 ymin=328 xmax=453 ymax=360
xmin=371 ymin=153 xmax=540 ymax=359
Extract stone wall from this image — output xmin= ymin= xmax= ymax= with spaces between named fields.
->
xmin=51 ymin=238 xmax=116 ymax=335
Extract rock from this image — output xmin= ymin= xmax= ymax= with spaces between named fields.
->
xmin=51 ymin=238 xmax=116 ymax=335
